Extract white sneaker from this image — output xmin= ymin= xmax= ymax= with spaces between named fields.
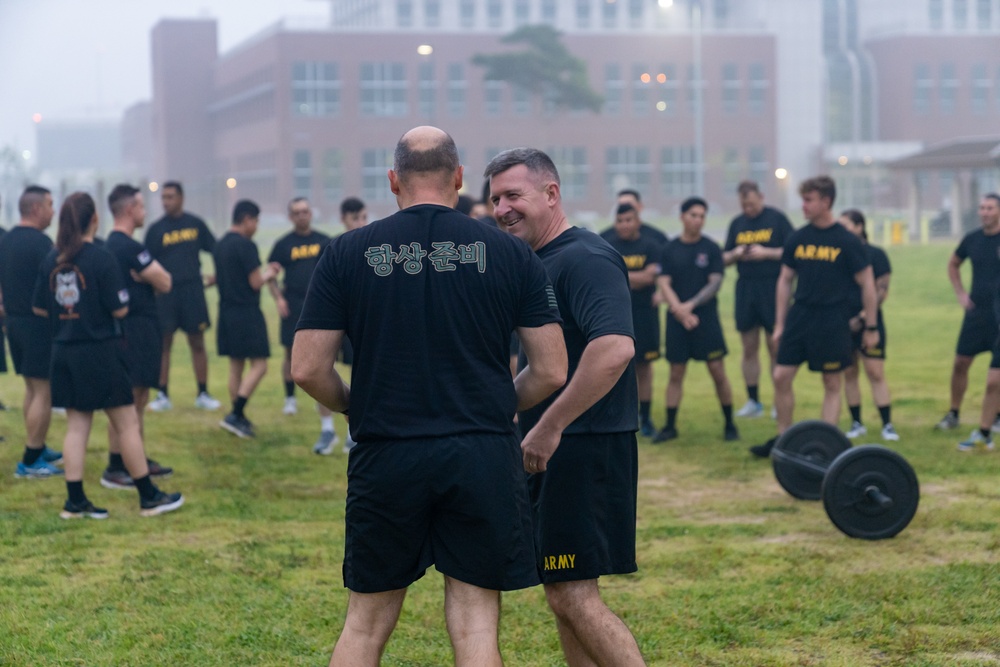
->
xmin=194 ymin=392 xmax=221 ymax=410
xmin=845 ymin=420 xmax=867 ymax=439
xmin=881 ymin=423 xmax=900 ymax=441
xmin=343 ymin=431 xmax=357 ymax=453
xmin=148 ymin=392 xmax=173 ymax=412
xmin=957 ymin=429 xmax=986 ymax=452
xmin=283 ymin=396 xmax=298 ymax=415
xmin=991 ymin=416 xmax=1000 ymax=434
xmin=312 ymin=430 xmax=338 ymax=455
xmin=735 ymin=399 xmax=764 ymax=418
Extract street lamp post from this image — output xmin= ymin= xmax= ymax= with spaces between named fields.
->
xmin=659 ymin=0 xmax=704 ymax=197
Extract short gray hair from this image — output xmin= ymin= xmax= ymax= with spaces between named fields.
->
xmin=483 ymin=148 xmax=560 ymax=186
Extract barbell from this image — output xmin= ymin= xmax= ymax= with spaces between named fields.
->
xmin=769 ymin=420 xmax=920 ymax=540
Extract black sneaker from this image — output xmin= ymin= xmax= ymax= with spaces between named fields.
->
xmin=749 ymin=436 xmax=778 ymax=458
xmin=100 ymin=458 xmax=173 ymax=490
xmin=139 ymin=490 xmax=185 ymax=517
xmin=147 ymin=458 xmax=173 ymax=478
xmin=652 ymin=426 xmax=678 ymax=443
xmin=220 ymin=413 xmax=254 ymax=438
xmin=724 ymin=424 xmax=740 ymax=441
xmin=639 ymin=419 xmax=656 ymax=438
xmin=60 ymin=499 xmax=109 ymax=520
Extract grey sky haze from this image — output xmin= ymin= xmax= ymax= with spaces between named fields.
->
xmin=0 ymin=0 xmax=327 ymax=157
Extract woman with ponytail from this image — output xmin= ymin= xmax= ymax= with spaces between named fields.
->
xmin=32 ymin=192 xmax=184 ymax=518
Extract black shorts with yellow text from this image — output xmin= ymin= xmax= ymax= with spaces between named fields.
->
xmin=777 ymin=303 xmax=853 ymax=372
xmin=665 ymin=307 xmax=727 ymax=364
xmin=156 ymin=280 xmax=210 ymax=335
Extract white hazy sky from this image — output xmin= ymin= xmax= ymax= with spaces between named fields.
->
xmin=0 ymin=0 xmax=328 ymax=155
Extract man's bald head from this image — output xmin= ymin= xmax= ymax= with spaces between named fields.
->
xmin=393 ymin=126 xmax=460 ymax=184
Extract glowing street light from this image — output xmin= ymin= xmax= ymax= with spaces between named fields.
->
xmin=774 ymin=168 xmax=788 ymax=180
xmin=417 ymin=44 xmax=433 ymax=56
xmin=226 ymin=178 xmax=237 ymax=189
xmin=149 ymin=182 xmax=159 ymax=193
xmin=658 ymin=0 xmax=674 ymax=7
xmin=32 ymin=113 xmax=42 ymax=123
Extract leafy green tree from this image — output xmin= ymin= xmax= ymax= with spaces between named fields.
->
xmin=472 ymin=25 xmax=603 ymax=113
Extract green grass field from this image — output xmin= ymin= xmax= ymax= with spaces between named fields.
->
xmin=2 ymin=240 xmax=1000 ymax=666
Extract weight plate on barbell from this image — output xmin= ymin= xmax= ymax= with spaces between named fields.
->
xmin=821 ymin=445 xmax=920 ymax=540
xmin=772 ymin=420 xmax=852 ymax=500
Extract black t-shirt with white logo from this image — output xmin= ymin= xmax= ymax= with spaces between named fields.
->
xmin=661 ymin=236 xmax=724 ymax=315
xmin=267 ymin=229 xmax=332 ymax=302
xmin=213 ymin=231 xmax=262 ymax=307
xmin=781 ymin=223 xmax=870 ymax=307
xmin=0 ymin=226 xmax=54 ymax=317
xmin=33 ymin=243 xmax=128 ymax=343
xmin=519 ymin=227 xmax=638 ymax=436
xmin=298 ymin=204 xmax=561 ymax=441
xmin=723 ymin=206 xmax=794 ymax=281
xmin=954 ymin=228 xmax=1000 ymax=313
xmin=106 ymin=231 xmax=157 ymax=319
xmin=145 ymin=212 xmax=215 ymax=285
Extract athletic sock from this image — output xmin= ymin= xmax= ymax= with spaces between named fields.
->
xmin=284 ymin=381 xmax=296 ymax=398
xmin=980 ymin=427 xmax=992 ymax=441
xmin=878 ymin=405 xmax=891 ymax=427
xmin=849 ymin=404 xmax=862 ymax=423
xmin=197 ymin=382 xmax=208 ymax=395
xmin=67 ymin=480 xmax=86 ymax=505
xmin=950 ymin=408 xmax=959 ymax=420
xmin=666 ymin=407 xmax=678 ymax=430
xmin=23 ymin=446 xmax=43 ymax=466
xmin=233 ymin=396 xmax=248 ymax=419
xmin=747 ymin=385 xmax=759 ymax=403
xmin=133 ymin=475 xmax=158 ymax=502
xmin=160 ymin=385 xmax=169 ymax=397
xmin=639 ymin=401 xmax=651 ymax=422
xmin=721 ymin=404 xmax=734 ymax=427
xmin=108 ymin=453 xmax=125 ymax=472
xmin=320 ymin=415 xmax=334 ymax=432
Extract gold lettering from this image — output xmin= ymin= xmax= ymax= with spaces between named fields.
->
xmin=162 ymin=228 xmax=199 ymax=246
xmin=622 ymin=255 xmax=646 ymax=270
xmin=735 ymin=229 xmax=774 ymax=245
xmin=290 ymin=243 xmax=322 ymax=261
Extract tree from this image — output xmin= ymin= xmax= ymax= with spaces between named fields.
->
xmin=472 ymin=25 xmax=603 ymax=114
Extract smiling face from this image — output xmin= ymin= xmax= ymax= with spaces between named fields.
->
xmin=490 ymin=164 xmax=558 ymax=250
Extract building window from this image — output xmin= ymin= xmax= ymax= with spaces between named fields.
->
xmin=976 ymin=0 xmax=992 ymax=29
xmin=360 ymin=62 xmax=407 ymax=117
xmin=722 ymin=63 xmax=740 ymax=114
xmin=606 ymin=146 xmax=651 ymax=198
xmin=292 ymin=62 xmax=340 ymax=117
xmin=723 ymin=147 xmax=740 ymax=192
xmin=972 ymin=63 xmax=990 ymax=114
xmin=541 ymin=0 xmax=557 ymax=22
xmin=954 ymin=0 xmax=968 ymax=29
xmin=713 ymin=0 xmax=730 ymax=28
xmin=913 ymin=63 xmax=932 ymax=115
xmin=459 ymin=0 xmax=475 ymax=28
xmin=628 ymin=0 xmax=644 ymax=27
xmin=929 ymin=0 xmax=943 ymax=29
xmin=512 ymin=85 xmax=531 ymax=116
xmin=424 ymin=0 xmax=441 ymax=27
xmin=486 ymin=0 xmax=503 ymax=28
xmin=548 ymin=147 xmax=589 ymax=201
xmin=631 ymin=64 xmax=650 ymax=117
xmin=397 ymin=0 xmax=413 ymax=27
xmin=293 ymin=150 xmax=312 ymax=199
xmin=418 ymin=61 xmax=435 ymax=118
xmin=448 ymin=63 xmax=467 ymax=117
xmin=484 ymin=80 xmax=504 ymax=116
xmin=576 ymin=0 xmax=591 ymax=29
xmin=661 ymin=146 xmax=696 ymax=198
xmin=602 ymin=0 xmax=618 ymax=28
xmin=514 ymin=0 xmax=531 ymax=25
xmin=748 ymin=63 xmax=767 ymax=115
xmin=748 ymin=146 xmax=768 ymax=186
xmin=939 ymin=63 xmax=958 ymax=114
xmin=604 ymin=64 xmax=624 ymax=115
xmin=323 ymin=149 xmax=343 ymax=203
xmin=362 ymin=149 xmax=394 ymax=202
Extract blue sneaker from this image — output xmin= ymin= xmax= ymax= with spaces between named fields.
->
xmin=40 ymin=445 xmax=63 ymax=465
xmin=15 ymin=459 xmax=65 ymax=479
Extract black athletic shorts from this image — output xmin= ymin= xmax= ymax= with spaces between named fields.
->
xmin=633 ymin=306 xmax=661 ymax=363
xmin=956 ymin=308 xmax=997 ymax=358
xmin=528 ymin=431 xmax=638 ymax=584
xmin=0 ymin=319 xmax=7 ymax=374
xmin=850 ymin=319 xmax=886 ymax=360
xmin=121 ymin=316 xmax=162 ymax=388
xmin=990 ymin=333 xmax=1000 ymax=369
xmin=342 ymin=433 xmax=538 ymax=593
xmin=156 ymin=280 xmax=210 ymax=335
xmin=280 ymin=296 xmax=304 ymax=349
xmin=50 ymin=339 xmax=134 ymax=411
xmin=665 ymin=307 xmax=727 ymax=364
xmin=217 ymin=303 xmax=270 ymax=359
xmin=7 ymin=315 xmax=51 ymax=379
xmin=777 ymin=304 xmax=853 ymax=372
xmin=734 ymin=278 xmax=778 ymax=333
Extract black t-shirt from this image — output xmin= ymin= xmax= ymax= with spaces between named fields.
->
xmin=954 ymin=228 xmax=1000 ymax=312
xmin=297 ymin=204 xmax=561 ymax=441
xmin=661 ymin=236 xmax=724 ymax=314
xmin=781 ymin=223 xmax=870 ymax=307
xmin=267 ymin=229 xmax=332 ymax=302
xmin=603 ymin=232 xmax=663 ymax=315
xmin=519 ymin=227 xmax=638 ymax=436
xmin=847 ymin=244 xmax=891 ymax=320
xmin=0 ymin=226 xmax=54 ymax=317
xmin=144 ymin=212 xmax=215 ymax=285
xmin=213 ymin=231 xmax=262 ymax=307
xmin=33 ymin=244 xmax=127 ymax=343
xmin=723 ymin=206 xmax=795 ymax=280
xmin=600 ymin=221 xmax=668 ymax=246
xmin=106 ymin=231 xmax=158 ymax=319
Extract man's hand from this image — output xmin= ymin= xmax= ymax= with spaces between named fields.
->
xmin=862 ymin=329 xmax=880 ymax=351
xmin=275 ymin=296 xmax=290 ymax=319
xmin=521 ymin=421 xmax=562 ymax=473
xmin=772 ymin=325 xmax=784 ymax=347
xmin=958 ymin=292 xmax=975 ymax=311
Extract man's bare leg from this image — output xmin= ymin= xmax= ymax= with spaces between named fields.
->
xmin=543 ymin=579 xmax=645 ymax=667
xmin=444 ymin=576 xmax=503 ymax=667
xmin=329 ymin=589 xmax=407 ymax=667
